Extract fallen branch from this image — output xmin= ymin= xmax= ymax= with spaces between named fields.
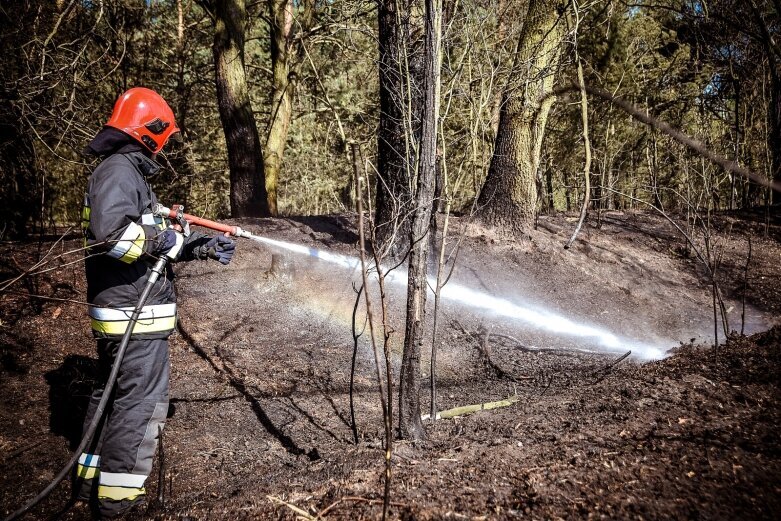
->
xmin=489 ymin=332 xmax=557 ymax=353
xmin=590 ymin=350 xmax=631 ymax=384
xmin=421 ymin=396 xmax=519 ymax=421
xmin=316 ymin=496 xmax=408 ymax=519
xmin=481 ymin=337 xmax=533 ymax=382
xmin=2 ymin=440 xmax=45 ymax=464
xmin=267 ymin=495 xmax=315 ymax=520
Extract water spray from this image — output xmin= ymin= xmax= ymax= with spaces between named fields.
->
xmin=153 ymin=208 xmax=667 ymax=358
xmin=244 ymin=234 xmax=668 ymax=361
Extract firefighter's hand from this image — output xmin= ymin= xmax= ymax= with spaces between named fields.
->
xmin=155 ymin=228 xmax=185 ymax=260
xmin=206 ymin=234 xmax=235 ymax=265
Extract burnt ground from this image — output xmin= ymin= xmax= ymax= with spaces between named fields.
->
xmin=1 ymin=209 xmax=781 ymax=520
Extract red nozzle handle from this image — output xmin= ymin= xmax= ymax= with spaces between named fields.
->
xmin=159 ymin=204 xmax=243 ymax=236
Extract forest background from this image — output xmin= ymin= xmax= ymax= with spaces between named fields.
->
xmin=2 ymin=0 xmax=779 ymax=241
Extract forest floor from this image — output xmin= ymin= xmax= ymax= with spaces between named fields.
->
xmin=1 ymin=209 xmax=781 ymax=520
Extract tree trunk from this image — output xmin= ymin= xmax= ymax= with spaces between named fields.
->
xmin=545 ymin=159 xmax=555 ymax=212
xmin=399 ymin=0 xmax=441 ymax=443
xmin=375 ymin=0 xmax=420 ymax=260
xmin=490 ymin=0 xmax=509 ymax=137
xmin=768 ymin=65 xmax=781 ymax=205
xmin=212 ymin=0 xmax=270 ymax=217
xmin=264 ymin=0 xmax=313 ymax=216
xmin=749 ymin=0 xmax=781 ymax=206
xmin=164 ymin=0 xmax=197 ymax=211
xmin=477 ymin=0 xmax=566 ymax=236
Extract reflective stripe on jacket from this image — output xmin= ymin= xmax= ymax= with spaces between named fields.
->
xmin=83 ymin=151 xmax=175 ymax=339
xmin=83 ymin=151 xmax=208 ymax=339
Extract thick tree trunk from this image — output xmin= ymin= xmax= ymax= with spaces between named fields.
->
xmin=490 ymin=0 xmax=509 ymax=137
xmin=212 ymin=0 xmax=270 ymax=217
xmin=264 ymin=0 xmax=301 ymax=216
xmin=375 ymin=0 xmax=420 ymax=260
xmin=477 ymin=0 xmax=565 ymax=236
xmin=399 ymin=0 xmax=441 ymax=443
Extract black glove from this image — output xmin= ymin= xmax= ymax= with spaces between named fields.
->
xmin=154 ymin=229 xmax=184 ymax=260
xmin=205 ymin=235 xmax=236 ymax=265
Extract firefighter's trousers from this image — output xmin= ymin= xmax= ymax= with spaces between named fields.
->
xmin=75 ymin=337 xmax=169 ymax=518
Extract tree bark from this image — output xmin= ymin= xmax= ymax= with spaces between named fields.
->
xmin=749 ymin=0 xmax=781 ymax=205
xmin=477 ymin=0 xmax=566 ymax=236
xmin=398 ymin=0 xmax=441 ymax=443
xmin=767 ymin=64 xmax=781 ymax=205
xmin=375 ymin=0 xmax=421 ymax=260
xmin=545 ymin=159 xmax=554 ymax=212
xmin=264 ymin=0 xmax=314 ymax=216
xmin=211 ymin=0 xmax=270 ymax=217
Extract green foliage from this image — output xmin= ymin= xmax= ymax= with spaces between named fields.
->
xmin=0 ymin=0 xmax=778 ymax=236
xmin=545 ymin=0 xmax=778 ymax=214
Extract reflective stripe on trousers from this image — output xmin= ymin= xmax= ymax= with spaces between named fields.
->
xmin=89 ymin=303 xmax=177 ymax=336
xmin=80 ymin=337 xmax=169 ymax=512
xmin=76 ymin=453 xmax=100 ymax=480
xmin=98 ymin=472 xmax=146 ymax=501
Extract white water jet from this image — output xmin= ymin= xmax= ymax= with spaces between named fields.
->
xmin=250 ymin=234 xmax=668 ymax=360
xmin=256 ymin=236 xmax=360 ymax=270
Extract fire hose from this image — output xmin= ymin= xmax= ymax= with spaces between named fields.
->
xmin=5 ymin=207 xmax=252 ymax=521
xmin=155 ymin=204 xmax=256 ymax=240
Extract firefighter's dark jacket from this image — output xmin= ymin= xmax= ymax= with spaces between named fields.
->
xmin=82 ymin=149 xmax=207 ymax=340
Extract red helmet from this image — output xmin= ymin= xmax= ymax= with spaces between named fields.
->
xmin=105 ymin=87 xmax=181 ymax=153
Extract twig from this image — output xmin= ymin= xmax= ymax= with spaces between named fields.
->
xmin=565 ymin=4 xmax=592 ymax=250
xmin=348 ymin=143 xmax=366 ymax=445
xmin=2 ymin=440 xmax=45 ymax=464
xmin=0 ymin=228 xmax=78 ymax=293
xmin=477 ymin=331 xmax=534 ymax=383
xmin=489 ymin=332 xmax=557 ymax=353
xmin=741 ymin=235 xmax=752 ymax=336
xmin=354 ymin=159 xmax=393 ymax=520
xmin=590 ymin=350 xmax=631 ymax=384
xmin=39 ymin=0 xmax=78 ymax=79
xmin=349 ymin=282 xmax=365 ymax=445
xmin=316 ymin=496 xmax=408 ymax=519
xmin=1 ymin=291 xmax=92 ymax=308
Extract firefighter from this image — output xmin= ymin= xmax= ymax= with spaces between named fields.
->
xmin=76 ymin=87 xmax=235 ymax=518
